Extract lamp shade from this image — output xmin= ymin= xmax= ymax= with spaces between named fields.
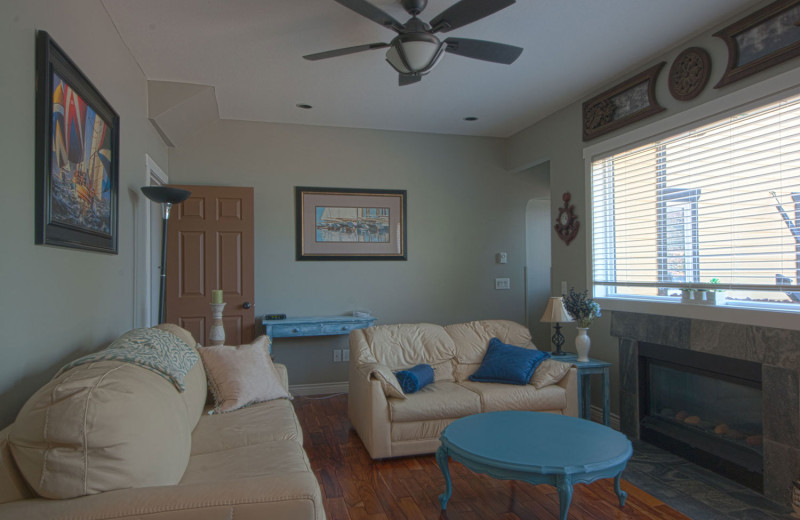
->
xmin=141 ymin=186 xmax=191 ymax=205
xmin=540 ymin=297 xmax=574 ymax=323
xmin=385 ymin=34 xmax=445 ymax=74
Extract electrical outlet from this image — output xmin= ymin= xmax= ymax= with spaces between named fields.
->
xmin=495 ymin=277 xmax=511 ymax=290
xmin=333 ymin=349 xmax=342 ymax=362
xmin=343 ymin=349 xmax=350 ymax=362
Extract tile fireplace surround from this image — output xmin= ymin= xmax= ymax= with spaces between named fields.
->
xmin=611 ymin=311 xmax=800 ymax=505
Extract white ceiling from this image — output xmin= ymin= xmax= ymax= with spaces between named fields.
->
xmin=102 ymin=0 xmax=760 ymax=138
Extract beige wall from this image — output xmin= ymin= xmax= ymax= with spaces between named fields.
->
xmin=168 ymin=120 xmax=550 ymax=386
xmin=0 ymin=0 xmax=168 ymax=427
xmin=506 ymin=0 xmax=800 ymax=415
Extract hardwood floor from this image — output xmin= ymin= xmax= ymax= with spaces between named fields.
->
xmin=292 ymin=394 xmax=691 ymax=520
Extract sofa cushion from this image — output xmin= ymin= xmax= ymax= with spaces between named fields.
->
xmin=358 ymin=323 xmax=457 ymax=381
xmin=365 ymin=363 xmax=406 ymax=399
xmin=181 ymin=440 xmax=312 ymax=485
xmin=395 ymin=364 xmax=434 ymax=393
xmin=191 ymin=399 xmax=302 ymax=455
xmin=459 ymin=380 xmax=567 ymax=413
xmin=469 ymin=338 xmax=550 ymax=385
xmin=445 ymin=320 xmax=536 ymax=381
xmin=200 ymin=336 xmax=289 ymax=413
xmin=531 ymin=359 xmax=572 ymax=389
xmin=9 ymin=360 xmax=192 ymax=499
xmin=388 ymin=382 xmax=481 ymax=422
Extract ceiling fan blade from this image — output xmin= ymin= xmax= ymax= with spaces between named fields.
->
xmin=430 ymin=0 xmax=515 ymax=33
xmin=399 ymin=73 xmax=422 ymax=86
xmin=444 ymin=38 xmax=522 ymax=64
xmin=333 ymin=0 xmax=405 ymax=32
xmin=304 ymin=42 xmax=390 ymax=61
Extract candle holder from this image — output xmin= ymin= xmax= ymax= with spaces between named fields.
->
xmin=209 ymin=303 xmax=226 ymax=346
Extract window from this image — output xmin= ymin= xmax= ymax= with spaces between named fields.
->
xmin=591 ymin=91 xmax=800 ymax=309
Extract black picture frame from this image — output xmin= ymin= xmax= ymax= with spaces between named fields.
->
xmin=295 ymin=186 xmax=407 ymax=261
xmin=35 ymin=31 xmax=120 ymax=254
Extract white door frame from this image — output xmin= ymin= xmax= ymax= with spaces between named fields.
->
xmin=142 ymin=154 xmax=168 ymax=327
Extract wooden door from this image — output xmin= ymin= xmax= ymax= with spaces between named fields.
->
xmin=165 ymin=185 xmax=255 ymax=345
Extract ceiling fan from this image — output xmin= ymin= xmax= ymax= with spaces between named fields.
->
xmin=303 ymin=0 xmax=523 ymax=86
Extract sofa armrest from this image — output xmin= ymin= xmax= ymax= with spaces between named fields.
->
xmin=557 ymin=366 xmax=579 ymax=418
xmin=0 ymin=472 xmax=324 ymax=520
xmin=274 ymin=363 xmax=290 ymax=394
xmin=348 ymin=361 xmax=393 ymax=459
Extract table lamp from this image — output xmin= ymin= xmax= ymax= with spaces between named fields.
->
xmin=540 ymin=296 xmax=574 ymax=356
xmin=141 ymin=186 xmax=191 ymax=324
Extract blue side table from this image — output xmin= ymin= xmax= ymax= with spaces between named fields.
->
xmin=436 ymin=411 xmax=631 ymax=520
xmin=261 ymin=315 xmax=376 ymax=354
xmin=557 ymin=353 xmax=612 ymax=426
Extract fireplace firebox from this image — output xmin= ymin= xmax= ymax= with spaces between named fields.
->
xmin=638 ymin=342 xmax=763 ymax=491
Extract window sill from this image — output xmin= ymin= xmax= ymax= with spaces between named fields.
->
xmin=596 ymin=296 xmax=800 ymax=332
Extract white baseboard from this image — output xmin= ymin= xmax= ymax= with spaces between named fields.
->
xmin=590 ymin=405 xmax=621 ymax=431
xmin=290 ymin=381 xmax=349 ymax=396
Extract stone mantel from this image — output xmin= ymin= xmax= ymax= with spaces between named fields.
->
xmin=610 ymin=311 xmax=800 ymax=506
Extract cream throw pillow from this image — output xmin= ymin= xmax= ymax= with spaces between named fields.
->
xmin=530 ymin=359 xmax=571 ymax=389
xmin=200 ymin=336 xmax=289 ymax=413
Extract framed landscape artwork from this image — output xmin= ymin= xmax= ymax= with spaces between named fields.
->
xmin=295 ymin=187 xmax=407 ymax=261
xmin=35 ymin=31 xmax=120 ymax=254
xmin=714 ymin=0 xmax=800 ymax=88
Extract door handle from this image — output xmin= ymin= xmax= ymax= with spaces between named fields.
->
xmin=243 ymin=302 xmax=252 ymax=309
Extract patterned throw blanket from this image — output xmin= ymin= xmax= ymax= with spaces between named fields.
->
xmin=57 ymin=328 xmax=199 ymax=392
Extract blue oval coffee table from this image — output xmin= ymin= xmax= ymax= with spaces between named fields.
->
xmin=436 ymin=411 xmax=632 ymax=520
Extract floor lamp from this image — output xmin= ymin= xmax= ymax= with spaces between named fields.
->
xmin=142 ymin=186 xmax=191 ymax=324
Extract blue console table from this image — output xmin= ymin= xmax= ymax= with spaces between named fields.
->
xmin=261 ymin=315 xmax=376 ymax=350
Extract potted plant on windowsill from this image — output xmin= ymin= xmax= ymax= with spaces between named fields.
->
xmin=680 ymin=278 xmax=726 ymax=305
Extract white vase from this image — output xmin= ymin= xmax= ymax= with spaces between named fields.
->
xmin=575 ymin=327 xmax=591 ymax=362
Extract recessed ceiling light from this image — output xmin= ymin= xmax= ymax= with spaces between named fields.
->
xmin=296 ymin=103 xmax=313 ymax=109
xmin=464 ymin=116 xmax=478 ymax=121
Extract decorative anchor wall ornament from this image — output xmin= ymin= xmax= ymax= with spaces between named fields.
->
xmin=554 ymin=192 xmax=580 ymax=245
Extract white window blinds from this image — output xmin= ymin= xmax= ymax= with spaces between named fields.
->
xmin=591 ymin=92 xmax=800 ymax=306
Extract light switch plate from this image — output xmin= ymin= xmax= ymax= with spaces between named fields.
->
xmin=495 ymin=278 xmax=511 ymax=290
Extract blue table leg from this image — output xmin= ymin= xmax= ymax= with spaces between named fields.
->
xmin=602 ymin=368 xmax=611 ymax=426
xmin=556 ymin=475 xmax=573 ymax=520
xmin=436 ymin=446 xmax=452 ymax=510
xmin=614 ymin=472 xmax=628 ymax=507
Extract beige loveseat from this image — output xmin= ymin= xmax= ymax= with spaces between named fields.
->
xmin=348 ymin=320 xmax=579 ymax=459
xmin=0 ymin=325 xmax=325 ymax=520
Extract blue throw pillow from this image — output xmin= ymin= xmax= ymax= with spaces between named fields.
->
xmin=469 ymin=338 xmax=550 ymax=385
xmin=394 ymin=364 xmax=435 ymax=394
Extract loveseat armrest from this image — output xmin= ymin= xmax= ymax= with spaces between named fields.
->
xmin=557 ymin=366 xmax=579 ymax=418
xmin=0 ymin=472 xmax=324 ymax=520
xmin=348 ymin=361 xmax=393 ymax=459
xmin=274 ymin=362 xmax=290 ymax=394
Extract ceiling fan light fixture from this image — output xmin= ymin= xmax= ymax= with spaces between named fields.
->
xmin=385 ymin=33 xmax=445 ymax=75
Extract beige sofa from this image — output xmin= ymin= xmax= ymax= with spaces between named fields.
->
xmin=348 ymin=320 xmax=579 ymax=459
xmin=0 ymin=325 xmax=325 ymax=520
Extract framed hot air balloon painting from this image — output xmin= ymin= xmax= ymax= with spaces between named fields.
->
xmin=35 ymin=31 xmax=119 ymax=254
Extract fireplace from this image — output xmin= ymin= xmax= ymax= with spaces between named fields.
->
xmin=638 ymin=342 xmax=763 ymax=491
xmin=612 ymin=311 xmax=800 ymax=506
